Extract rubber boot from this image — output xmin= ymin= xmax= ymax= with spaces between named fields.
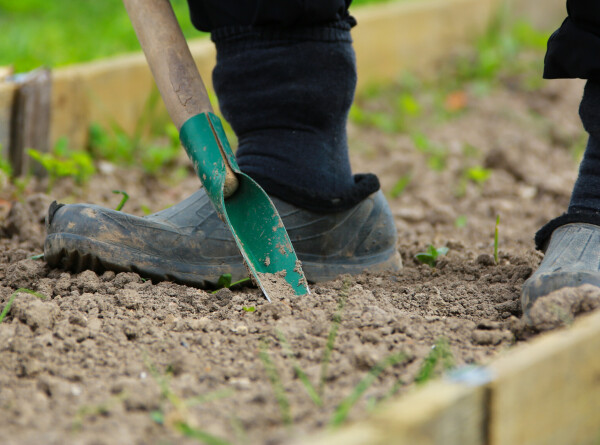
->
xmin=521 ymin=221 xmax=600 ymax=317
xmin=522 ymin=80 xmax=600 ymax=316
xmin=44 ymin=189 xmax=401 ymax=287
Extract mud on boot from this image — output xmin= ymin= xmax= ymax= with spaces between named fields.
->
xmin=44 ymin=189 xmax=401 ymax=288
xmin=521 ymin=216 xmax=600 ymax=320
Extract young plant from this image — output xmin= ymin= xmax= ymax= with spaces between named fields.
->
xmin=494 ymin=215 xmax=500 ymax=264
xmin=211 ymin=273 xmax=251 ymax=294
xmin=414 ymin=338 xmax=455 ymax=385
xmin=465 ymin=166 xmax=492 ymax=185
xmin=0 ymin=153 xmax=12 ymax=193
xmin=28 ymin=137 xmax=95 ymax=189
xmin=259 ymin=339 xmax=292 ymax=426
xmin=454 ymin=215 xmax=468 ymax=228
xmin=89 ymin=121 xmax=182 ymax=176
xmin=415 ymin=245 xmax=449 ymax=268
xmin=0 ymin=288 xmax=46 ymax=325
xmin=112 ymin=190 xmax=129 ymax=211
xmin=411 ymin=133 xmax=447 ymax=171
xmin=145 ymin=357 xmax=233 ymax=445
xmin=329 ymin=351 xmax=407 ymax=427
xmin=389 ymin=173 xmax=411 ymax=199
xmin=455 ymin=164 xmax=491 ymax=197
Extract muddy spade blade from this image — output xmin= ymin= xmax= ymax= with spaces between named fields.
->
xmin=122 ymin=0 xmax=309 ymax=300
xmin=180 ymin=113 xmax=309 ymax=300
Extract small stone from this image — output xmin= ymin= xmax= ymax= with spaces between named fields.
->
xmin=214 ymin=288 xmax=233 ymax=306
xmin=69 ymin=312 xmax=88 ymax=328
xmin=232 ymin=325 xmax=248 ymax=336
xmin=230 ymin=377 xmax=251 ymax=390
xmin=476 ymin=254 xmax=495 ymax=266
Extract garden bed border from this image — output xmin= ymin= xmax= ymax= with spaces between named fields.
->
xmin=0 ymin=0 xmax=565 ymax=169
xmin=301 ymin=309 xmax=600 ymax=445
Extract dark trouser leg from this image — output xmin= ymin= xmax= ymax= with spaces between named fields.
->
xmin=534 ymin=1 xmax=600 ymax=246
xmin=522 ymin=1 xmax=600 ymax=317
xmin=544 ymin=0 xmax=600 ymax=80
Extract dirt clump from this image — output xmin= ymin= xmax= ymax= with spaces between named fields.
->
xmin=527 ymin=284 xmax=600 ymax=331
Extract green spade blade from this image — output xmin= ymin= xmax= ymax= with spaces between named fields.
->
xmin=180 ymin=112 xmax=309 ymax=300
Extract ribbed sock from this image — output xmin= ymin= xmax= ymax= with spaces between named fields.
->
xmin=211 ymin=23 xmax=379 ymax=213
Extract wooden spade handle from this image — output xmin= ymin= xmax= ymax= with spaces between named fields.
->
xmin=122 ymin=0 xmax=212 ymax=129
xmin=122 ymin=0 xmax=238 ymax=196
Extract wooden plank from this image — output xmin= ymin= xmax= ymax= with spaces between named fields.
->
xmin=0 ymin=66 xmax=13 ymax=82
xmin=506 ymin=0 xmax=565 ymax=29
xmin=488 ymin=309 xmax=600 ymax=445
xmin=0 ymin=82 xmax=16 ymax=160
xmin=352 ymin=0 xmax=502 ymax=88
xmin=49 ymin=39 xmax=215 ymax=149
xmin=303 ymin=381 xmax=487 ymax=445
xmin=8 ymin=68 xmax=52 ymax=176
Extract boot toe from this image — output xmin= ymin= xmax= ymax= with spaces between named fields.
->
xmin=521 ymin=223 xmax=600 ymax=317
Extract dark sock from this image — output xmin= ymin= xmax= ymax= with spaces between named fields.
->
xmin=568 ymin=80 xmax=600 ymax=214
xmin=211 ymin=23 xmax=379 ymax=213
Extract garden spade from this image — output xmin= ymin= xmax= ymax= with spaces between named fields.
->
xmin=122 ymin=0 xmax=309 ymax=300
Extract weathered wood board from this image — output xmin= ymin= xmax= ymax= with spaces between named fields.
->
xmin=302 ymin=309 xmax=600 ymax=445
xmin=488 ymin=309 xmax=600 ymax=445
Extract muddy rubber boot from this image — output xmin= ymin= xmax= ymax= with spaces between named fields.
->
xmin=522 ymin=80 xmax=600 ymax=318
xmin=521 ymin=220 xmax=600 ymax=318
xmin=44 ymin=188 xmax=401 ymax=287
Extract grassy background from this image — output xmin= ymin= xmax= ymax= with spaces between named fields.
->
xmin=0 ymin=0 xmax=395 ymax=73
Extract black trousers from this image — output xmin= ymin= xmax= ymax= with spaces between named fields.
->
xmin=186 ymin=0 xmax=353 ymax=31
xmin=545 ymin=0 xmax=600 ymax=80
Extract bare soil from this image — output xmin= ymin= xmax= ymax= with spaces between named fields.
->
xmin=1 ymin=69 xmax=599 ymax=444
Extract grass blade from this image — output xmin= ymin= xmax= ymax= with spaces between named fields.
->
xmin=184 ymin=388 xmax=234 ymax=407
xmin=0 ymin=288 xmax=46 ymax=325
xmin=277 ymin=330 xmax=322 ymax=407
xmin=494 ymin=215 xmax=500 ymax=264
xmin=319 ymin=297 xmax=346 ymax=397
xmin=112 ymin=190 xmax=129 ymax=211
xmin=329 ymin=351 xmax=407 ymax=427
xmin=415 ymin=338 xmax=454 ymax=385
xmin=259 ymin=340 xmax=292 ymax=426
xmin=175 ymin=421 xmax=232 ymax=445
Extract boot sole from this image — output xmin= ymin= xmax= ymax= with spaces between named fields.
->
xmin=45 ymin=233 xmax=402 ymax=288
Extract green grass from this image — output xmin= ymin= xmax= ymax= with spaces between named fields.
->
xmin=414 ymin=338 xmax=454 ymax=385
xmin=259 ymin=280 xmax=409 ymax=428
xmin=0 ymin=288 xmax=46 ymax=325
xmin=0 ymin=0 xmax=198 ymax=73
xmin=494 ymin=215 xmax=500 ymax=264
xmin=0 ymin=0 xmax=402 ymax=73
xmin=145 ymin=356 xmax=234 ymax=444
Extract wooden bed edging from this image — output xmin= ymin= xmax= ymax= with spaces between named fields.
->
xmin=0 ymin=0 xmax=565 ymax=171
xmin=299 ymin=308 xmax=600 ymax=445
